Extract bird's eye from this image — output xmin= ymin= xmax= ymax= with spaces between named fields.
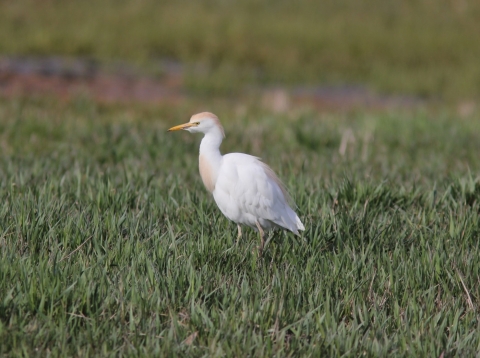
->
xmin=195 ymin=122 xmax=200 ymax=125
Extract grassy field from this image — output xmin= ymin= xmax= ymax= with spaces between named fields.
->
xmin=1 ymin=0 xmax=480 ymax=99
xmin=0 ymin=98 xmax=479 ymax=356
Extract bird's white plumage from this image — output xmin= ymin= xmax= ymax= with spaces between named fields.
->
xmin=168 ymin=112 xmax=304 ymax=243
xmin=213 ymin=153 xmax=304 ymax=234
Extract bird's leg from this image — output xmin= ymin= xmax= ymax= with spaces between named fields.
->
xmin=255 ymin=221 xmax=265 ymax=257
xmin=236 ymin=224 xmax=242 ymax=244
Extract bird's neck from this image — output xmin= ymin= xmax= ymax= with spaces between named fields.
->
xmin=199 ymin=130 xmax=223 ymax=157
xmin=198 ymin=131 xmax=223 ymax=192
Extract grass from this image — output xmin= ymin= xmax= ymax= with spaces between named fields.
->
xmin=1 ymin=0 xmax=480 ymax=99
xmin=0 ymin=98 xmax=480 ymax=356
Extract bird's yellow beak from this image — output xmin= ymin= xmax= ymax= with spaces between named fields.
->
xmin=167 ymin=122 xmax=197 ymax=132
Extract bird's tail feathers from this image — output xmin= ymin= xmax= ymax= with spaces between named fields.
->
xmin=283 ymin=213 xmax=305 ymax=236
xmin=296 ymin=215 xmax=305 ymax=231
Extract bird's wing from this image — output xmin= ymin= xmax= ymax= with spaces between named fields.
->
xmin=214 ymin=153 xmax=301 ymax=233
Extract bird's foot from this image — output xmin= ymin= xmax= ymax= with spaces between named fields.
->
xmin=257 ymin=244 xmax=264 ymax=258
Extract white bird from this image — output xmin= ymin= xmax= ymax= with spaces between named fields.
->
xmin=168 ymin=112 xmax=304 ymax=255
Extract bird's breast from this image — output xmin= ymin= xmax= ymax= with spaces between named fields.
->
xmin=199 ymin=154 xmax=216 ymax=193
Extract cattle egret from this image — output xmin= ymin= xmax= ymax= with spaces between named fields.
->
xmin=168 ymin=112 xmax=304 ymax=255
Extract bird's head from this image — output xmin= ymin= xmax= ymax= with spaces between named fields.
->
xmin=168 ymin=112 xmax=225 ymax=137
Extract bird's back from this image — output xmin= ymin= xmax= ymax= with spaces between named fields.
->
xmin=212 ymin=153 xmax=304 ymax=234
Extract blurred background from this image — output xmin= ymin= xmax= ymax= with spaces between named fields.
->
xmin=0 ymin=0 xmax=479 ymax=113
